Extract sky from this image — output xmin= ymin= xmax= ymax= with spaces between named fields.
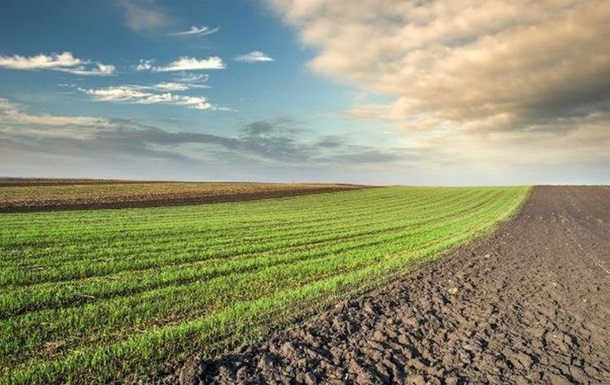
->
xmin=1 ymin=0 xmax=609 ymax=185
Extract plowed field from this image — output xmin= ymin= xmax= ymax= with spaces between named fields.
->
xmin=0 ymin=180 xmax=364 ymax=212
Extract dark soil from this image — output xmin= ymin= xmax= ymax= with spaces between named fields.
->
xmin=171 ymin=186 xmax=610 ymax=385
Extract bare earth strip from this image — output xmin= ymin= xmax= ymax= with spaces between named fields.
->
xmin=174 ymin=186 xmax=610 ymax=385
xmin=0 ymin=180 xmax=366 ymax=212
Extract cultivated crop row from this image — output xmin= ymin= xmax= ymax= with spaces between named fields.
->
xmin=0 ymin=186 xmax=529 ymax=383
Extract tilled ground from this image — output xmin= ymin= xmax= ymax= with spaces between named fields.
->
xmin=173 ymin=186 xmax=610 ymax=385
xmin=0 ymin=181 xmax=365 ymax=212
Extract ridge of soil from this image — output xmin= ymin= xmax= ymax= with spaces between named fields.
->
xmin=171 ymin=186 xmax=610 ymax=385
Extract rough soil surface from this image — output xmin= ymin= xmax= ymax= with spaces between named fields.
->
xmin=173 ymin=186 xmax=610 ymax=385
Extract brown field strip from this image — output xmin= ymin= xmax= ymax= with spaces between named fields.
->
xmin=0 ymin=179 xmax=367 ymax=212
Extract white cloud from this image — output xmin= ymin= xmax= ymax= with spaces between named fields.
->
xmin=172 ymin=25 xmax=219 ymax=37
xmin=150 ymin=82 xmax=194 ymax=91
xmin=0 ymin=52 xmax=115 ymax=76
xmin=173 ymin=72 xmax=209 ymax=84
xmin=114 ymin=0 xmax=171 ymax=33
xmin=151 ymin=56 xmax=225 ymax=72
xmin=178 ymin=96 xmax=218 ymax=110
xmin=135 ymin=59 xmax=154 ymax=71
xmin=0 ymin=98 xmax=108 ymax=127
xmin=79 ymin=85 xmax=222 ymax=110
xmin=80 ymin=86 xmax=175 ymax=103
xmin=234 ymin=51 xmax=275 ymax=63
xmin=0 ymin=52 xmax=81 ymax=70
xmin=56 ymin=63 xmax=116 ymax=76
xmin=137 ymin=82 xmax=209 ymax=91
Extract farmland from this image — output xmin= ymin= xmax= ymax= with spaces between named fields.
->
xmin=195 ymin=186 xmax=610 ymax=385
xmin=0 ymin=179 xmax=363 ymax=212
xmin=0 ymin=185 xmax=529 ymax=384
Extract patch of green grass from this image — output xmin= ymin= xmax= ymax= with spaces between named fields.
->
xmin=0 ymin=186 xmax=529 ymax=383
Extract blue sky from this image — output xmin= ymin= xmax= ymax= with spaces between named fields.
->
xmin=1 ymin=1 xmax=609 ymax=185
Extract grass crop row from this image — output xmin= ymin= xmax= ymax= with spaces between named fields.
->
xmin=0 ymin=188 xmax=486 ymax=285
xmin=0 ymin=186 xmax=529 ymax=384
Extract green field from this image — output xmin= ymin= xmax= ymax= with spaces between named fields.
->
xmin=0 ymin=186 xmax=529 ymax=383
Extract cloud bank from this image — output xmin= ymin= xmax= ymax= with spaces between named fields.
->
xmin=0 ymin=99 xmax=412 ymax=175
xmin=264 ymin=0 xmax=610 ymax=183
xmin=268 ymin=0 xmax=610 ymax=133
xmin=3 ymin=95 xmax=606 ymax=184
